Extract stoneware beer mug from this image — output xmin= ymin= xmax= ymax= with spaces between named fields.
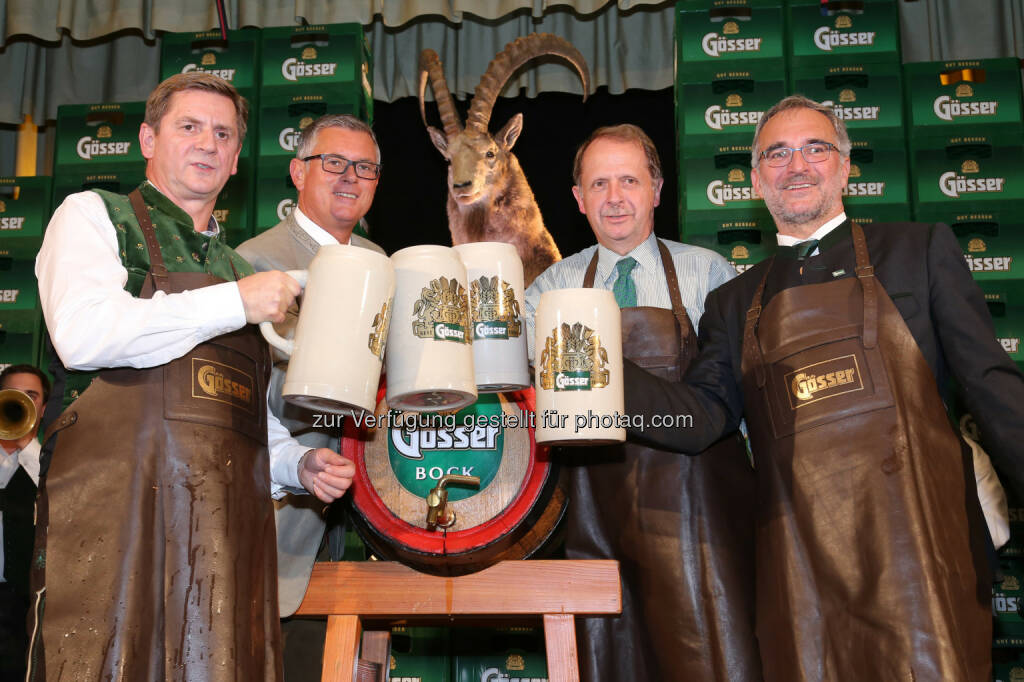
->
xmin=534 ymin=288 xmax=625 ymax=444
xmin=260 ymin=244 xmax=395 ymax=418
xmin=452 ymin=242 xmax=530 ymax=392
xmin=386 ymin=244 xmax=478 ymax=412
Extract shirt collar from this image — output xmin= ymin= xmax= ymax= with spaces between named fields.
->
xmin=141 ymin=181 xmax=220 ymax=236
xmin=292 ymin=207 xmax=349 ymax=246
xmin=595 ymin=231 xmax=660 ymax=287
xmin=776 ymin=212 xmax=847 ymax=247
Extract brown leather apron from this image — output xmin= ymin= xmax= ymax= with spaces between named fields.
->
xmin=740 ymin=223 xmax=989 ymax=681
xmin=29 ymin=190 xmax=282 ymax=681
xmin=566 ymin=240 xmax=761 ymax=682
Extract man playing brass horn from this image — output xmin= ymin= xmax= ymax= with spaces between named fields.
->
xmin=524 ymin=124 xmax=762 ymax=681
xmin=237 ymin=113 xmax=384 ymax=676
xmin=623 ymin=95 xmax=1024 ymax=680
xmin=0 ymin=364 xmax=47 ymax=681
xmin=30 ymin=73 xmax=353 ymax=681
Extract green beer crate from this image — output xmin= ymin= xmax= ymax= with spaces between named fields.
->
xmin=911 ymin=138 xmax=1024 ymax=217
xmin=679 ymin=143 xmax=775 ymax=235
xmin=389 ymin=626 xmax=451 ymax=682
xmin=789 ymin=62 xmax=905 ymax=141
xmin=678 ymin=77 xmax=786 ymax=153
xmin=787 ymin=0 xmax=900 ymax=68
xmin=253 ymin=158 xmax=297 ymax=234
xmin=50 ymin=168 xmax=147 ymax=212
xmin=684 ymin=229 xmax=777 ymax=274
xmin=943 ymin=215 xmax=1024 ymax=307
xmin=675 ymin=0 xmax=787 ymax=83
xmin=0 ymin=328 xmax=40 ymax=372
xmin=904 ymin=58 xmax=1023 ymax=145
xmin=842 ymin=137 xmax=910 ymax=225
xmin=994 ymin=557 xmax=1024 ymax=646
xmin=256 ymin=89 xmax=369 ymax=162
xmin=0 ymin=259 xmax=40 ymax=335
xmin=451 ymin=627 xmax=547 ymax=682
xmin=259 ymin=24 xmax=372 ymax=116
xmin=992 ymin=648 xmax=1024 ymax=682
xmin=0 ymin=176 xmax=52 ymax=259
xmin=213 ymin=160 xmax=254 ymax=247
xmin=160 ymin=27 xmax=262 ymax=101
xmin=54 ymin=102 xmax=147 ymax=174
xmin=991 ymin=305 xmax=1024 ymax=369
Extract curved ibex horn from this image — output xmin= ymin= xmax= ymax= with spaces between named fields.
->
xmin=418 ymin=49 xmax=463 ymax=140
xmin=465 ymin=33 xmax=590 ymax=134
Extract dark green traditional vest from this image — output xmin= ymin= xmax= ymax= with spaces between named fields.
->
xmin=59 ymin=183 xmax=254 ymax=409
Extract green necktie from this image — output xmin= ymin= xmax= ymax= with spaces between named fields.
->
xmin=613 ymin=257 xmax=638 ymax=308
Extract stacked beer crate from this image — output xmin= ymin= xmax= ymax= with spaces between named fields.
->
xmin=787 ymin=0 xmax=908 ymax=227
xmin=905 ymin=58 xmax=1024 ymax=378
xmin=253 ymin=24 xmax=373 ymax=235
xmin=388 ymin=625 xmax=549 ymax=682
xmin=160 ymin=27 xmax=262 ymax=246
xmin=0 ymin=176 xmax=52 ymax=371
xmin=674 ymin=0 xmax=788 ymax=273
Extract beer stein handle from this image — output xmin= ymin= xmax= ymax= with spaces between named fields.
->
xmin=259 ymin=269 xmax=308 ymax=356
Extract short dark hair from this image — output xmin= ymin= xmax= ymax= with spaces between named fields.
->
xmin=296 ymin=114 xmax=381 ymax=164
xmin=573 ymin=124 xmax=662 ymax=186
xmin=751 ymin=94 xmax=851 ymax=167
xmin=0 ymin=364 xmax=50 ymax=404
xmin=145 ymin=72 xmax=250 ymax=143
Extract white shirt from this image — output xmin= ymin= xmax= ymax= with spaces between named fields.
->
xmin=0 ymin=438 xmax=40 ymax=582
xmin=775 ymin=212 xmax=848 ymax=256
xmin=292 ymin=207 xmax=348 ymax=246
xmin=35 ymin=189 xmax=307 ymax=496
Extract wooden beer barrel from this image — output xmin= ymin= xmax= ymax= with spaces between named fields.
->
xmin=343 ymin=386 xmax=565 ymax=575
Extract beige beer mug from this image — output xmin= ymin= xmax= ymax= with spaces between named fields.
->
xmin=534 ymin=288 xmax=625 ymax=444
xmin=260 ymin=244 xmax=395 ymax=418
xmin=386 ymin=245 xmax=477 ymax=412
xmin=452 ymin=242 xmax=530 ymax=392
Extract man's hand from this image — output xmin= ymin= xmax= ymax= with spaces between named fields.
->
xmin=237 ymin=271 xmax=302 ymax=324
xmin=298 ymin=448 xmax=356 ymax=503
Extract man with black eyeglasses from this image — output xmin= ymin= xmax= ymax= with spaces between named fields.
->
xmin=623 ymin=94 xmax=1024 ymax=681
xmin=237 ymin=113 xmax=384 ymax=677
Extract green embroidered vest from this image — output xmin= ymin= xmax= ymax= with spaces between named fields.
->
xmin=61 ymin=183 xmax=254 ymax=407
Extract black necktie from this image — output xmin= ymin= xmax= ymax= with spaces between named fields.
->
xmin=781 ymin=238 xmax=820 ymax=261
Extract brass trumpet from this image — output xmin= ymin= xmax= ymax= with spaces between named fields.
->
xmin=0 ymin=388 xmax=37 ymax=440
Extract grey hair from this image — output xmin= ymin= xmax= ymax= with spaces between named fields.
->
xmin=750 ymin=94 xmax=851 ymax=168
xmin=295 ymin=114 xmax=381 ymax=164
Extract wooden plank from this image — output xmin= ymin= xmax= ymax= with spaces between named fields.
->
xmin=360 ymin=630 xmax=391 ymax=682
xmin=295 ymin=560 xmax=621 ymax=617
xmin=543 ymin=614 xmax=579 ymax=682
xmin=321 ymin=615 xmax=361 ymax=682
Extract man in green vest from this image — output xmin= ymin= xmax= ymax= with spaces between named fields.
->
xmin=28 ymin=72 xmax=353 ymax=681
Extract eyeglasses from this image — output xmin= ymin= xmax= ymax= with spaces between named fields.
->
xmin=302 ymin=154 xmax=381 ymax=180
xmin=758 ymin=142 xmax=836 ymax=168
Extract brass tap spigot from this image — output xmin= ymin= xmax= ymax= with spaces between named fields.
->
xmin=425 ymin=474 xmax=480 ymax=530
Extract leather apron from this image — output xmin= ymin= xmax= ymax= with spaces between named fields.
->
xmin=566 ymin=240 xmax=761 ymax=682
xmin=740 ymin=223 xmax=989 ymax=681
xmin=28 ymin=190 xmax=282 ymax=681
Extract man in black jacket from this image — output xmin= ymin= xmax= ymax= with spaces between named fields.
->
xmin=625 ymin=94 xmax=1024 ymax=681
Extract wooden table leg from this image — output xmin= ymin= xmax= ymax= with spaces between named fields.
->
xmin=360 ymin=630 xmax=392 ymax=681
xmin=543 ymin=613 xmax=579 ymax=682
xmin=322 ymin=614 xmax=361 ymax=682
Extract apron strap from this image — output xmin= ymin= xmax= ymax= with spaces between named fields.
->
xmin=656 ymin=238 xmax=696 ymax=359
xmin=851 ymin=222 xmax=878 ymax=349
xmin=582 ymin=249 xmax=599 ymax=288
xmin=128 ymin=188 xmax=171 ymax=295
xmin=742 ymin=260 xmax=772 ymax=388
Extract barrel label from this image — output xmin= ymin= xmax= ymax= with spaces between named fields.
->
xmin=539 ymin=322 xmax=610 ymax=392
xmin=368 ymin=298 xmax=392 ymax=359
xmin=469 ymin=275 xmax=522 ymax=340
xmin=387 ymin=396 xmax=505 ymax=500
xmin=411 ymin=276 xmax=470 ymax=344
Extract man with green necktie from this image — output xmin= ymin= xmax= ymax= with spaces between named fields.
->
xmin=523 ymin=124 xmax=762 ymax=682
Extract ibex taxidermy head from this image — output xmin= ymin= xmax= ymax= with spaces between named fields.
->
xmin=418 ymin=33 xmax=590 ymax=285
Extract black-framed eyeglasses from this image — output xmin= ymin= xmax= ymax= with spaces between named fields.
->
xmin=302 ymin=154 xmax=381 ymax=180
xmin=758 ymin=142 xmax=836 ymax=168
